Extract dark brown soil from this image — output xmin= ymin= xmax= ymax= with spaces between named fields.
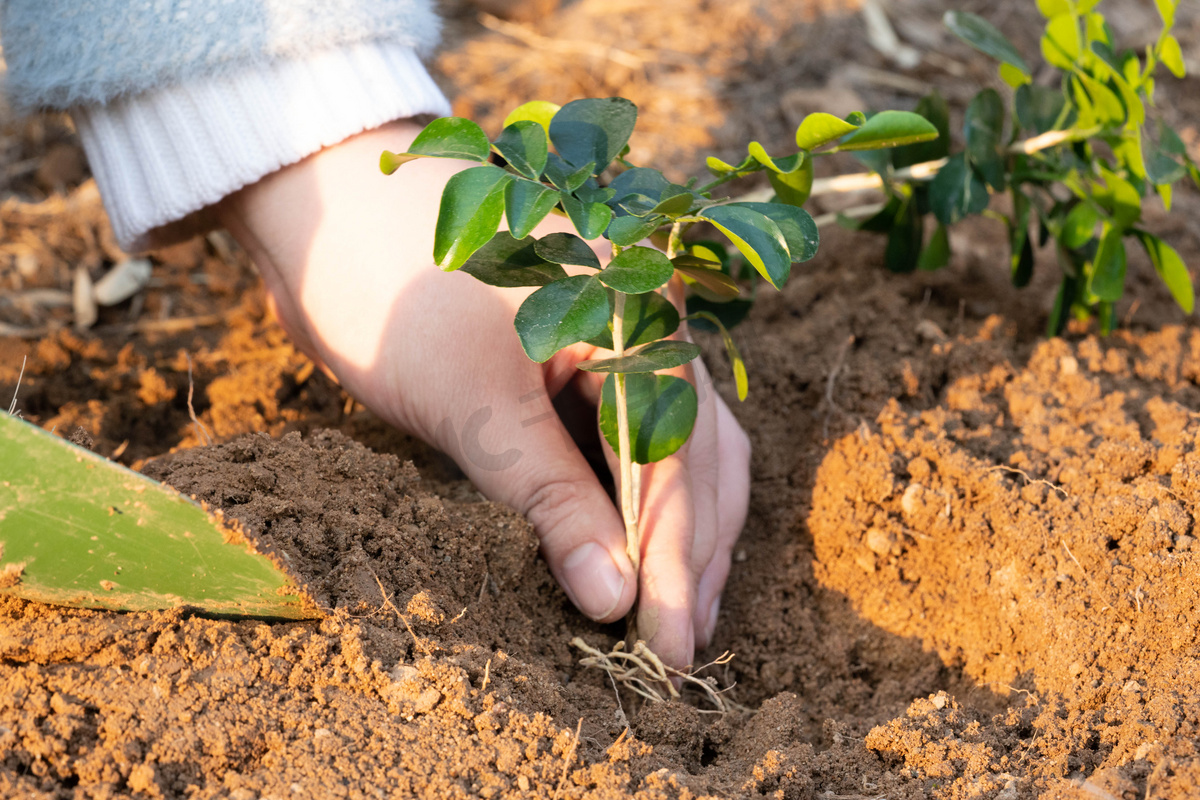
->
xmin=4 ymin=1 xmax=1200 ymax=798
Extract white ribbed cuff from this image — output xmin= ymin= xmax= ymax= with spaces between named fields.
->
xmin=72 ymin=42 xmax=452 ymax=252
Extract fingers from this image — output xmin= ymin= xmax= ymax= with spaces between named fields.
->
xmin=693 ymin=392 xmax=751 ymax=650
xmin=463 ymin=402 xmax=638 ymax=623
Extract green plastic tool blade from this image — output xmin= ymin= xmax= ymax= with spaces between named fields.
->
xmin=0 ymin=413 xmax=317 ymax=619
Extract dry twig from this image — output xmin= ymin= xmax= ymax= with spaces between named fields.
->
xmin=185 ymin=354 xmax=214 ymax=446
xmin=823 ymin=334 xmax=856 ymax=440
xmin=988 ymin=465 xmax=1069 ymax=498
xmin=570 ymin=637 xmax=744 ymax=714
xmin=7 ymin=355 xmax=26 ymax=417
xmin=553 ymin=718 xmax=583 ymax=800
xmin=371 ymin=570 xmax=431 ymax=657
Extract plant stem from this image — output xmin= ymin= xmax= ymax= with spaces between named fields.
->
xmin=611 ymin=290 xmax=640 ymax=571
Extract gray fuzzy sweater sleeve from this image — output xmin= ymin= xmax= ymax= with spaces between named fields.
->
xmin=0 ymin=0 xmax=443 ymax=110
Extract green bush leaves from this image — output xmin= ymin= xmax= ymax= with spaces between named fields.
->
xmin=460 ymin=233 xmax=567 ymax=287
xmin=514 ymin=275 xmax=610 ymax=362
xmin=836 ymin=111 xmax=940 ymax=151
xmin=945 ymin=11 xmax=1031 ymax=75
xmin=699 ymin=206 xmax=790 ymax=289
xmin=434 ymin=167 xmax=511 ymax=270
xmin=849 ymin=1 xmax=1195 ymax=328
xmin=549 ymin=97 xmax=638 ymax=173
xmin=379 ymin=117 xmax=491 ymax=173
xmin=599 ymin=374 xmax=698 ymax=464
xmin=578 ymin=340 xmax=701 ymax=374
xmin=599 ymin=247 xmax=675 ymax=293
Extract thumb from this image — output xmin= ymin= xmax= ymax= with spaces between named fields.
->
xmin=453 ymin=392 xmax=638 ymax=623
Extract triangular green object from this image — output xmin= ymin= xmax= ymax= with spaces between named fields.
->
xmin=0 ymin=413 xmax=317 ymax=619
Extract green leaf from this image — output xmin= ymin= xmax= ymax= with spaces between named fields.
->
xmin=945 ymin=11 xmax=1031 ymax=74
xmin=459 ymin=232 xmax=567 ymax=287
xmin=616 ymin=193 xmax=660 ymax=217
xmin=1146 ymin=136 xmax=1187 ymax=186
xmin=561 ymin=193 xmax=614 ymax=240
xmin=1015 ymin=84 xmax=1072 ymax=134
xmin=534 ymin=232 xmax=601 ymax=268
xmin=795 ymin=112 xmax=860 ymax=150
xmin=586 ymin=291 xmax=680 ymax=350
xmin=575 ymin=184 xmax=617 ymax=205
xmin=729 ymin=202 xmax=819 ymax=263
xmin=1012 ymin=233 xmax=1035 ymax=287
xmin=514 ymin=275 xmax=611 ymax=362
xmin=1047 ymin=274 xmax=1077 ymax=337
xmin=609 ymin=168 xmax=672 ymax=206
xmin=918 ymin=223 xmax=951 ymax=271
xmin=1073 ymin=71 xmax=1126 ymax=126
xmin=544 ymin=153 xmax=594 ymax=192
xmin=435 ymin=166 xmax=513 ymax=270
xmin=606 ymin=214 xmax=665 ymax=247
xmin=380 ymin=117 xmax=491 ymax=174
xmin=700 ymin=205 xmax=791 ymax=289
xmin=1097 ymin=53 xmax=1147 ymax=126
xmin=1062 ymin=202 xmax=1100 ymax=249
xmin=747 ymin=142 xmax=804 ymax=174
xmin=1094 ymin=168 xmax=1142 ymax=229
xmin=894 ymin=91 xmax=951 ymax=168
xmin=686 ymin=296 xmax=754 ymax=332
xmin=1042 ymin=14 xmax=1082 ymax=70
xmin=1155 ymin=0 xmax=1176 ymax=27
xmin=493 ymin=120 xmax=549 ymax=180
xmin=1113 ymin=131 xmax=1147 ymax=182
xmin=1159 ymin=183 xmax=1174 ymax=212
xmin=599 ymin=374 xmax=698 ymax=464
xmin=549 ymin=97 xmax=638 ymax=172
xmin=706 ymin=156 xmax=739 ymax=176
xmin=1160 ymin=34 xmax=1186 ymax=78
xmin=930 ymin=154 xmax=990 ymax=226
xmin=503 ymin=100 xmax=561 ymax=136
xmin=651 ymin=189 xmax=697 ymax=218
xmin=598 ymin=246 xmax=674 ymax=293
xmin=578 ymin=340 xmax=701 ymax=374
xmin=1089 ymin=224 xmax=1126 ymax=301
xmin=885 ymin=196 xmax=924 ymax=273
xmin=837 ymin=111 xmax=940 ymax=151
xmin=1010 ymin=188 xmax=1034 ymax=287
xmin=505 ymin=178 xmax=559 ymax=239
xmin=1098 ymin=301 xmax=1116 ymax=335
xmin=769 ymin=156 xmax=815 ymax=207
xmin=965 ymin=88 xmax=1005 ymax=165
xmin=686 ymin=310 xmax=749 ymax=401
xmin=672 ymin=256 xmax=741 ymax=299
xmin=1000 ymin=62 xmax=1032 ymax=88
xmin=1036 ymin=0 xmax=1070 ymax=18
xmin=1136 ymin=231 xmax=1194 ymax=313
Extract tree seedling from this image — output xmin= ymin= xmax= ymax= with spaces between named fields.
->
xmin=837 ymin=0 xmax=1196 ymax=335
xmin=381 ymin=97 xmax=935 ymax=571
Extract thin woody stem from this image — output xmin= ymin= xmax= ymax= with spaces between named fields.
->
xmin=610 ymin=268 xmax=640 ymax=571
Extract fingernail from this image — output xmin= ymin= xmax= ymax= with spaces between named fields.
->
xmin=561 ymin=543 xmax=626 ymax=620
xmin=704 ymin=597 xmax=721 ymax=646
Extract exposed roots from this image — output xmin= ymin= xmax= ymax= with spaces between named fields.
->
xmin=570 ymin=637 xmax=747 ymax=714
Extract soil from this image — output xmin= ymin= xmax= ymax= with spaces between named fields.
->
xmin=3 ymin=1 xmax=1200 ymax=798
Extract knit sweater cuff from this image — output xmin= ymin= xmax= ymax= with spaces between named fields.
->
xmin=72 ymin=41 xmax=452 ymax=252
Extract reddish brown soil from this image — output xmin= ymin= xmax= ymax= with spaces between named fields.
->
xmin=4 ymin=1 xmax=1200 ymax=798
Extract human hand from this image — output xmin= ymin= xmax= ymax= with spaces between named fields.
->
xmin=217 ymin=120 xmax=750 ymax=669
